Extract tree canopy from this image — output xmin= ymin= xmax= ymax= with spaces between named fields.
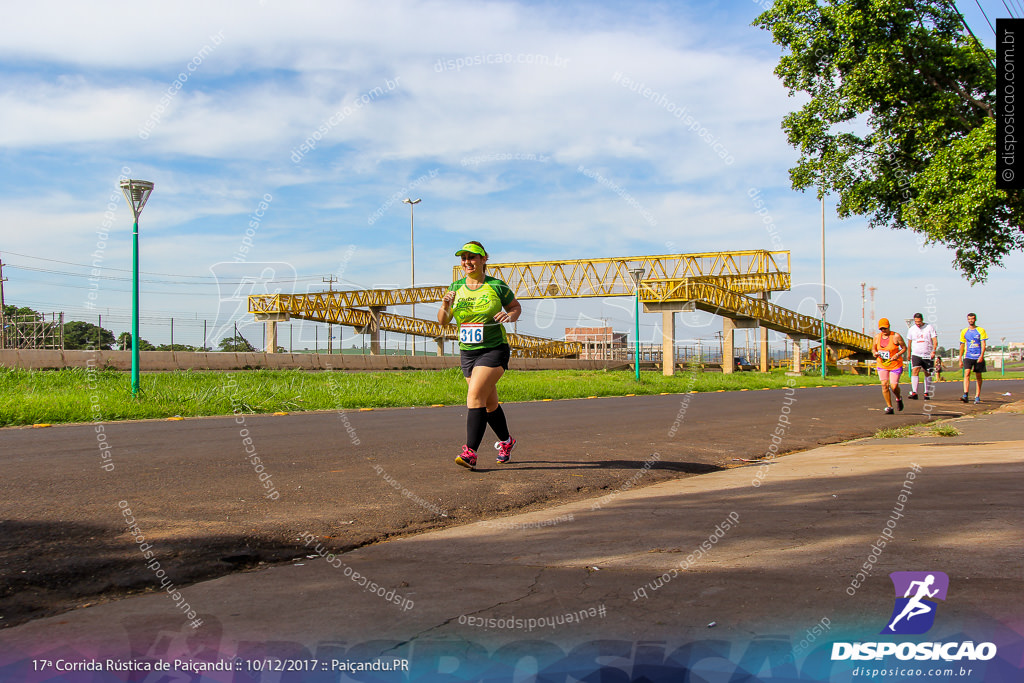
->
xmin=755 ymin=0 xmax=1020 ymax=282
xmin=63 ymin=320 xmax=116 ymax=350
xmin=218 ymin=334 xmax=258 ymax=352
xmin=117 ymin=332 xmax=156 ymax=351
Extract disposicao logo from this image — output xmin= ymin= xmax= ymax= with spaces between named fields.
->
xmin=831 ymin=571 xmax=998 ymax=662
xmin=882 ymin=571 xmax=948 ymax=635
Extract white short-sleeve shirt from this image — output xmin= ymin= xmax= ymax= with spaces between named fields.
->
xmin=906 ymin=324 xmax=938 ymax=356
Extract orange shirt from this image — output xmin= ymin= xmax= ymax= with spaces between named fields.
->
xmin=874 ymin=332 xmax=904 ymax=370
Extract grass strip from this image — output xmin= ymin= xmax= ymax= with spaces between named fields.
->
xmin=0 ymin=366 xmax=1017 ymax=427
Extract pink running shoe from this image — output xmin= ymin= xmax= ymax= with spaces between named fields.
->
xmin=495 ymin=437 xmax=516 ymax=464
xmin=455 ymin=445 xmax=477 ymax=470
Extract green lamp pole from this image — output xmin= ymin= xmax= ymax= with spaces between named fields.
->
xmin=818 ymin=197 xmax=827 ymax=379
xmin=120 ymin=179 xmax=154 ymax=396
xmin=629 ymin=267 xmax=645 ymax=382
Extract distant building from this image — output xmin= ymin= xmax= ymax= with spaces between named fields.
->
xmin=565 ymin=326 xmax=628 ymax=360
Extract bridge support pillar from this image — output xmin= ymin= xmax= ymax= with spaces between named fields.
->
xmin=254 ymin=312 xmax=290 ymax=353
xmin=434 ymin=337 xmax=446 ymax=357
xmin=265 ymin=321 xmax=277 ymax=353
xmin=722 ymin=318 xmax=736 ymax=374
xmin=661 ymin=311 xmax=676 ymax=376
xmin=789 ymin=335 xmax=803 ymax=374
xmin=760 ymin=325 xmax=769 ymax=372
xmin=722 ymin=316 xmax=757 ymax=374
xmin=643 ymin=301 xmax=695 ymax=376
xmin=367 ymin=306 xmax=384 ymax=355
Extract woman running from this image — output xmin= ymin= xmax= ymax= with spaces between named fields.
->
xmin=872 ymin=317 xmax=908 ymax=415
xmin=438 ymin=241 xmax=522 ymax=469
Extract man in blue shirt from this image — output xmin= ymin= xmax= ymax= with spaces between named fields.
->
xmin=958 ymin=313 xmax=987 ymax=404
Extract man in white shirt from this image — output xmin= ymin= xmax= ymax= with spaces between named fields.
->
xmin=906 ymin=313 xmax=938 ymax=399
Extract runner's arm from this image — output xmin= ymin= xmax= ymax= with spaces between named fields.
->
xmin=438 ymin=289 xmax=456 ymax=324
xmin=494 ymin=299 xmax=521 ymax=324
xmin=897 ymin=334 xmax=908 ymax=356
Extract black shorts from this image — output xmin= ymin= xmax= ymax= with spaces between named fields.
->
xmin=460 ymin=344 xmax=511 ymax=378
xmin=911 ymin=355 xmax=934 ymax=372
xmin=963 ymin=357 xmax=986 ymax=373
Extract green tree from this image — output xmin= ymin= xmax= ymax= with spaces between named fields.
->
xmin=218 ymin=334 xmax=257 ymax=352
xmin=755 ymin=0 xmax=1019 ymax=282
xmin=3 ymin=304 xmax=41 ymax=319
xmin=156 ymin=343 xmax=209 ymax=351
xmin=117 ymin=332 xmax=156 ymax=351
xmin=63 ymin=320 xmax=116 ymax=350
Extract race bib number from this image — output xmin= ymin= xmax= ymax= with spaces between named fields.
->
xmin=879 ymin=350 xmax=890 ymax=361
xmin=460 ymin=324 xmax=484 ymax=345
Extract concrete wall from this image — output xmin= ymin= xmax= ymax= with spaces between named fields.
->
xmin=0 ymin=350 xmax=629 ymax=372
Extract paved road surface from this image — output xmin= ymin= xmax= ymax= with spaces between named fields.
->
xmin=2 ymin=380 xmax=1020 ymax=628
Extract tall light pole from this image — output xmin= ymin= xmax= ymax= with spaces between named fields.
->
xmin=120 ymin=179 xmax=154 ymax=397
xmin=403 ymin=198 xmax=421 ymax=356
xmin=818 ymin=197 xmax=827 ymax=379
xmin=628 ymin=267 xmax=645 ymax=381
xmin=1002 ymin=336 xmax=1007 ymax=376
xmin=860 ymin=282 xmax=866 ymax=334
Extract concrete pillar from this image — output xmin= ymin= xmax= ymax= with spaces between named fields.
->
xmin=789 ymin=335 xmax=802 ymax=374
xmin=435 ymin=336 xmax=445 ymax=357
xmin=265 ymin=320 xmax=277 ymax=353
xmin=722 ymin=318 xmax=736 ymax=374
xmin=642 ymin=302 xmax=692 ymax=374
xmin=662 ymin=310 xmax=676 ymax=376
xmin=367 ymin=306 xmax=384 ymax=355
xmin=760 ymin=325 xmax=769 ymax=373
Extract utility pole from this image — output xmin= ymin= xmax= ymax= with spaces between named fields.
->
xmin=860 ymin=282 xmax=866 ymax=334
xmin=323 ymin=275 xmax=337 ymax=354
xmin=0 ymin=254 xmax=7 ymax=349
xmin=869 ymin=286 xmax=877 ymax=324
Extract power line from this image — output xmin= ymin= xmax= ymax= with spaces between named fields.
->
xmin=950 ymin=0 xmax=997 ymax=68
xmin=1 ymin=250 xmax=362 ymax=287
xmin=974 ymin=0 xmax=996 ymax=33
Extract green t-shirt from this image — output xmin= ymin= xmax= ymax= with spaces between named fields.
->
xmin=449 ymin=275 xmax=516 ymax=350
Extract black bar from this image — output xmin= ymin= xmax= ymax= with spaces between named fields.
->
xmin=997 ymin=19 xmax=1024 ymax=189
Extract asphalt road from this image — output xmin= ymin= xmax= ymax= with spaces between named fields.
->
xmin=2 ymin=379 xmax=1021 ymax=628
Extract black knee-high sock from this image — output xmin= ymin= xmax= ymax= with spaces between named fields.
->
xmin=467 ymin=407 xmax=488 ymax=452
xmin=486 ymin=405 xmax=510 ymax=442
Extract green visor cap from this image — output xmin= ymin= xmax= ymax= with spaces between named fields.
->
xmin=455 ymin=243 xmax=487 ymax=257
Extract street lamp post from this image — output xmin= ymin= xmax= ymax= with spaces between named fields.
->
xmin=628 ymin=267 xmax=645 ymax=381
xmin=120 ymin=179 xmax=154 ymax=397
xmin=403 ymin=198 xmax=421 ymax=355
xmin=819 ymin=197 xmax=827 ymax=379
xmin=1002 ymin=336 xmax=1006 ymax=376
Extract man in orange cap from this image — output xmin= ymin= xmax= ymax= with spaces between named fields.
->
xmin=871 ymin=318 xmax=908 ymax=415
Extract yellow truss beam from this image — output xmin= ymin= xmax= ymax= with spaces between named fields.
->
xmin=248 ymin=294 xmax=582 ymax=357
xmin=249 ymin=249 xmax=870 ymax=358
xmin=460 ymin=250 xmax=792 ymax=299
xmin=250 ymin=287 xmax=449 ymax=312
xmin=640 ymin=279 xmax=873 ymax=351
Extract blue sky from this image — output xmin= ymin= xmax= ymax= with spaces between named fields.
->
xmin=0 ymin=0 xmax=1018 ymax=353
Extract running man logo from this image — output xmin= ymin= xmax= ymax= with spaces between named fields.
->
xmin=881 ymin=571 xmax=949 ymax=635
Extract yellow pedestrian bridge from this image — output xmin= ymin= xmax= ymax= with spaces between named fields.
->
xmin=249 ymin=249 xmax=873 ymax=374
